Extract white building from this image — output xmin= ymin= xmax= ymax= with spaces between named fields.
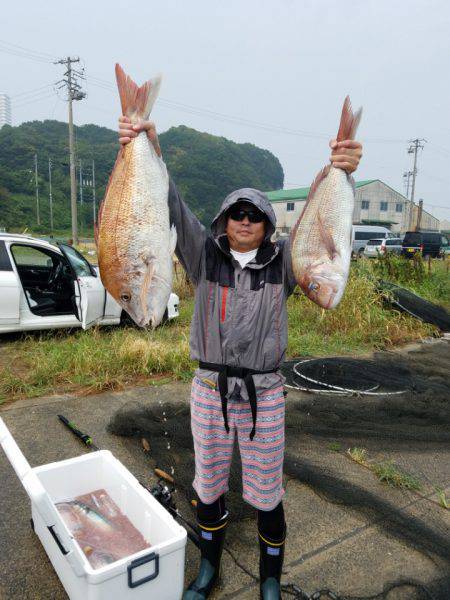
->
xmin=267 ymin=179 xmax=440 ymax=236
xmin=0 ymin=93 xmax=12 ymax=128
xmin=440 ymin=219 xmax=450 ymax=233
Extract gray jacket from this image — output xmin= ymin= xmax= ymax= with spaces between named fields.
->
xmin=168 ymin=179 xmax=297 ymax=396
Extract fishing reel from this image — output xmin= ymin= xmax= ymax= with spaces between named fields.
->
xmin=150 ymin=468 xmax=177 ymax=513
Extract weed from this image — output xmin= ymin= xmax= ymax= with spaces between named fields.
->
xmin=328 ymin=442 xmax=342 ymax=452
xmin=372 ymin=461 xmax=422 ymax=491
xmin=1 ymin=259 xmax=447 ymax=402
xmin=435 ymin=487 xmax=449 ymax=509
xmin=347 ymin=447 xmax=368 ymax=466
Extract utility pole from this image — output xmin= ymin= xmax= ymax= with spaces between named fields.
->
xmin=407 ymin=138 xmax=426 ymax=205
xmin=78 ymin=159 xmax=83 ymax=205
xmin=54 ymin=56 xmax=86 ymax=246
xmin=402 ymin=170 xmax=413 ymax=199
xmin=48 ymin=157 xmax=54 ymax=235
xmin=92 ymin=159 xmax=96 ymax=224
xmin=416 ymin=199 xmax=424 ymax=232
xmin=34 ymin=153 xmax=40 ymax=226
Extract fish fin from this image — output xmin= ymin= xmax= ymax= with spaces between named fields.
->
xmin=336 ymin=96 xmax=362 ymax=142
xmin=115 ymin=63 xmax=162 ymax=121
xmin=290 ymin=165 xmax=331 ymax=243
xmin=170 ymin=224 xmax=177 ymax=255
xmin=317 ymin=214 xmax=339 ymax=260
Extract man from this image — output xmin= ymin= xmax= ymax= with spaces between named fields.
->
xmin=119 ymin=116 xmax=362 ymax=599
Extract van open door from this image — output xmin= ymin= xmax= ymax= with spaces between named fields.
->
xmin=58 ymin=244 xmax=105 ymax=329
xmin=0 ymin=241 xmax=20 ymax=326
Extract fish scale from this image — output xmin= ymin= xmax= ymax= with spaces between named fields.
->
xmin=97 ymin=64 xmax=176 ymax=327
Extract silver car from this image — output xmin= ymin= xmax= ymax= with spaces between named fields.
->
xmin=363 ymin=238 xmax=403 ymax=258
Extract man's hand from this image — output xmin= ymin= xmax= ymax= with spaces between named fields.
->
xmin=118 ymin=116 xmax=162 ymax=157
xmin=329 ymin=139 xmax=363 ymax=174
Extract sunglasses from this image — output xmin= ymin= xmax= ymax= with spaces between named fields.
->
xmin=228 ymin=207 xmax=265 ymax=223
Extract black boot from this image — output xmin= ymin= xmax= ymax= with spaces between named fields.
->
xmin=258 ymin=525 xmax=286 ymax=600
xmin=183 ymin=511 xmax=228 ymax=599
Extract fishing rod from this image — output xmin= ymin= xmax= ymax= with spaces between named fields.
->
xmin=57 ymin=414 xmax=200 ymax=548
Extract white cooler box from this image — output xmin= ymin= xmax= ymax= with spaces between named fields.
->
xmin=0 ymin=418 xmax=187 ymax=600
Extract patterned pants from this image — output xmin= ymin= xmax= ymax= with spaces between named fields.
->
xmin=190 ymin=375 xmax=285 ymax=510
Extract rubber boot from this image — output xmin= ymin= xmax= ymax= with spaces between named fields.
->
xmin=258 ymin=526 xmax=286 ymax=600
xmin=183 ymin=511 xmax=228 ymax=600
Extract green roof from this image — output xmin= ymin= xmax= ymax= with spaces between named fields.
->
xmin=266 ymin=180 xmax=377 ymax=202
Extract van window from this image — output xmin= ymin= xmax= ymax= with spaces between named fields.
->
xmin=422 ymin=233 xmax=440 ymax=243
xmin=403 ymin=232 xmax=422 ymax=245
xmin=355 ymin=230 xmax=388 ymax=240
xmin=367 ymin=239 xmax=383 ymax=246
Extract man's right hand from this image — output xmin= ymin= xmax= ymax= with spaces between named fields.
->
xmin=118 ymin=116 xmax=162 ymax=157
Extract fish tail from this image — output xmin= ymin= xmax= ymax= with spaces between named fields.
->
xmin=336 ymin=96 xmax=362 ymax=142
xmin=115 ymin=63 xmax=162 ymax=121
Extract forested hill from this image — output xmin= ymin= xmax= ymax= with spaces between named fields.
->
xmin=0 ymin=120 xmax=284 ymax=232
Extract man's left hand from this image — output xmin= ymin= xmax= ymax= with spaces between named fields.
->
xmin=329 ymin=139 xmax=363 ymax=174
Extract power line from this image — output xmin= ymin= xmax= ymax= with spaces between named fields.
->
xmin=0 ymin=38 xmax=56 ymax=60
xmin=14 ymin=92 xmax=57 ymax=110
xmin=10 ymin=84 xmax=54 ymax=99
xmin=0 ymin=44 xmax=53 ymax=64
xmin=86 ymin=74 xmax=405 ymax=144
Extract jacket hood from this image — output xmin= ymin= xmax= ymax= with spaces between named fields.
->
xmin=210 ymin=188 xmax=276 ymax=241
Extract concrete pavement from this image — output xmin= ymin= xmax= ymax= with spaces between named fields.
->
xmin=0 ymin=365 xmax=449 ymax=599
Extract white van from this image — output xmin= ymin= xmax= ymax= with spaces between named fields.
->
xmin=352 ymin=225 xmax=393 ymax=258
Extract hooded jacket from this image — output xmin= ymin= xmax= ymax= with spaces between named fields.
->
xmin=168 ymin=179 xmax=297 ymax=395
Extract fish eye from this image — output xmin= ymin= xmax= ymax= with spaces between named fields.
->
xmin=120 ymin=293 xmax=132 ymax=302
xmin=308 ymin=282 xmax=320 ymax=292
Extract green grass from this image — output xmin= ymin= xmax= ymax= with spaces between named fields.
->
xmin=346 ymin=447 xmax=423 ymax=492
xmin=328 ymin=442 xmax=343 ymax=452
xmin=371 ymin=461 xmax=422 ymax=491
xmin=435 ymin=487 xmax=449 ymax=510
xmin=0 ymin=258 xmax=447 ymax=403
xmin=347 ymin=447 xmax=369 ymax=466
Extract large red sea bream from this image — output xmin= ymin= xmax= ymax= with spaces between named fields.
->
xmin=96 ymin=64 xmax=176 ymax=327
xmin=290 ymin=97 xmax=362 ymax=309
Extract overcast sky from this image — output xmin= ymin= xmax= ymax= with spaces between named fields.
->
xmin=1 ymin=0 xmax=449 ymax=222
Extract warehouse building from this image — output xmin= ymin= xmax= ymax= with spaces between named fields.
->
xmin=0 ymin=93 xmax=11 ymax=128
xmin=267 ymin=179 xmax=440 ymax=236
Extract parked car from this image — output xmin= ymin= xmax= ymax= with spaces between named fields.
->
xmin=401 ymin=231 xmax=449 ymax=259
xmin=0 ymin=233 xmax=179 ymax=335
xmin=352 ymin=225 xmax=393 ymax=258
xmin=363 ymin=237 xmax=403 ymax=258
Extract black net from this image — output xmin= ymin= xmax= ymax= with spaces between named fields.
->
xmin=379 ymin=281 xmax=450 ymax=332
xmin=107 ymin=341 xmax=450 ymax=599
